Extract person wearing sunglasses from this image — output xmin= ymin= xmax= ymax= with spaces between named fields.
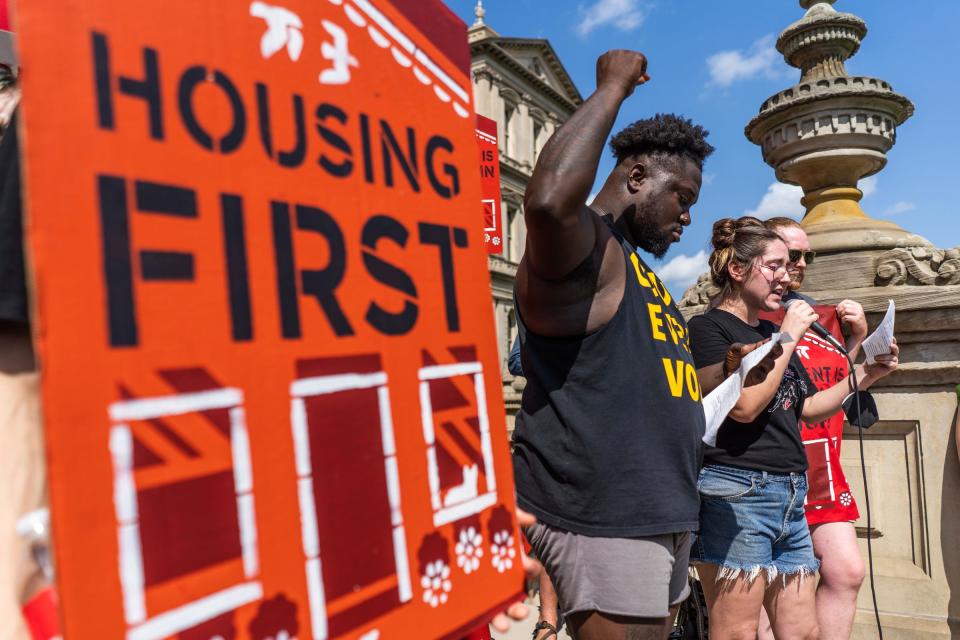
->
xmin=748 ymin=217 xmax=869 ymax=640
xmin=686 ymin=216 xmax=898 ymax=640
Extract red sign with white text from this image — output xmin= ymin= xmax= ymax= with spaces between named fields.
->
xmin=476 ymin=115 xmax=503 ymax=254
xmin=16 ymin=0 xmax=523 ymax=638
xmin=760 ymin=305 xmax=859 ymax=524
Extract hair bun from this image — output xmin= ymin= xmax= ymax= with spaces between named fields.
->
xmin=707 ymin=216 xmax=781 ymax=295
xmin=711 ymin=218 xmax=737 ymax=251
xmin=711 ymin=216 xmax=766 ymax=250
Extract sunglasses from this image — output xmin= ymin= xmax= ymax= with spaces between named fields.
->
xmin=788 ymin=249 xmax=816 ymax=264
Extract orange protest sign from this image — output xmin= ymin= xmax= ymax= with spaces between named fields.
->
xmin=15 ymin=0 xmax=523 ymax=638
xmin=475 ymin=115 xmax=502 ymax=254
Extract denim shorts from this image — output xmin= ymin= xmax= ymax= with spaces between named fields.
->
xmin=691 ymin=464 xmax=819 ymax=582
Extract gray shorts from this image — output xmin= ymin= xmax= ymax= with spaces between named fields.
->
xmin=526 ymin=522 xmax=692 ymax=620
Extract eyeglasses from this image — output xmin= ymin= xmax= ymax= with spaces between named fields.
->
xmin=754 ymin=262 xmax=788 ymax=279
xmin=788 ymin=249 xmax=816 ymax=265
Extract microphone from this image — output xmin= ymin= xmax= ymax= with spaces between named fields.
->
xmin=780 ymin=292 xmax=848 ymax=354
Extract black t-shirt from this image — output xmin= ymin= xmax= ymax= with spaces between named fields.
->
xmin=688 ymin=308 xmax=815 ymax=473
xmin=512 ymin=222 xmax=705 ymax=537
xmin=0 ymin=112 xmax=27 ymax=325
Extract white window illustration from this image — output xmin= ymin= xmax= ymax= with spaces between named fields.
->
xmin=289 ymin=355 xmax=411 ymax=640
xmin=108 ymin=387 xmax=260 ymax=640
xmin=419 ymin=358 xmax=497 ymax=527
xmin=482 ymin=198 xmax=498 ymax=234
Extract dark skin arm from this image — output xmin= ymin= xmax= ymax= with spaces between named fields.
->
xmin=517 ymin=50 xmax=649 ymax=337
xmin=696 ymin=339 xmax=785 ymax=397
xmin=518 ymin=50 xmax=747 ymax=377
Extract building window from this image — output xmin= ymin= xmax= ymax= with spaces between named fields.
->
xmin=503 ymin=103 xmax=516 ymax=158
xmin=506 ymin=308 xmax=517 ymax=375
xmin=531 ymin=59 xmax=546 ymax=80
xmin=532 ymin=120 xmax=544 ymax=163
xmin=506 ymin=205 xmax=520 ymax=263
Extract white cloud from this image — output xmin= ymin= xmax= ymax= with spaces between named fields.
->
xmin=659 ymin=250 xmax=708 ymax=293
xmin=744 ymin=182 xmax=805 ymax=220
xmin=882 ymin=200 xmax=916 ymax=216
xmin=702 ymin=173 xmax=716 ymax=186
xmin=859 ymin=175 xmax=878 ymax=197
xmin=706 ymin=35 xmax=783 ymax=87
xmin=576 ymin=0 xmax=648 ymax=37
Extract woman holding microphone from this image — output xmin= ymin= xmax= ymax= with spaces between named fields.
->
xmin=687 ymin=217 xmax=898 ymax=640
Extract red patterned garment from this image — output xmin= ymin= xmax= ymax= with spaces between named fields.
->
xmin=760 ymin=306 xmax=860 ymax=525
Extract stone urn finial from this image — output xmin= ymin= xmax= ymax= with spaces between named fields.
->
xmin=473 ymin=0 xmax=486 ymax=27
xmin=799 ymin=0 xmax=835 ymax=10
xmin=744 ymin=1 xmax=924 ymax=252
xmin=779 ymin=2 xmax=864 ymax=82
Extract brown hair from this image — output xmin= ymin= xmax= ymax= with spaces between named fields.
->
xmin=708 ymin=216 xmax=785 ymax=302
xmin=764 ymin=216 xmax=802 ymax=233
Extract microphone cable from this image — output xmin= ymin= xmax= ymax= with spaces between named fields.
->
xmin=845 ymin=350 xmax=883 ymax=639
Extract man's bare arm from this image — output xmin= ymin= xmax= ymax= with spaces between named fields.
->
xmin=697 ymin=340 xmax=784 ymax=397
xmin=522 ymin=50 xmax=648 ymax=281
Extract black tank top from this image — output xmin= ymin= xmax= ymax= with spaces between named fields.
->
xmin=512 ymin=224 xmax=705 ymax=537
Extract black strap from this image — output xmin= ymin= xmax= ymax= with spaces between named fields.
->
xmin=532 ymin=620 xmax=559 ymax=640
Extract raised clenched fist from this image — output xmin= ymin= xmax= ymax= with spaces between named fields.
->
xmin=596 ymin=50 xmax=649 ymax=99
xmin=836 ymin=299 xmax=867 ymax=341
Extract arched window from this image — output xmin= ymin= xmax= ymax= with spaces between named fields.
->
xmin=531 ymin=59 xmax=546 ymax=79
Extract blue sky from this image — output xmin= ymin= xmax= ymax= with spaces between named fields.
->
xmin=448 ymin=0 xmax=960 ymax=295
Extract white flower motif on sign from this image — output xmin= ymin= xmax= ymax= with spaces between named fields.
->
xmin=490 ymin=530 xmax=516 ymax=573
xmin=420 ymin=559 xmax=452 ymax=607
xmin=319 ymin=19 xmax=359 ymax=85
xmin=840 ymin=491 xmax=853 ymax=507
xmin=492 ymin=237 xmax=501 ymax=246
xmin=455 ymin=526 xmax=484 ymax=574
xmin=250 ymin=2 xmax=304 ymax=61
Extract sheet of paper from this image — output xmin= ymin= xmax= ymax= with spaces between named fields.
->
xmin=861 ymin=299 xmax=895 ymax=364
xmin=701 ymin=373 xmax=741 ymax=447
xmin=701 ymin=333 xmax=786 ymax=446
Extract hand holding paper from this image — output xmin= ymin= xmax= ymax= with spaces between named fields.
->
xmin=702 ymin=333 xmax=790 ymax=446
xmin=723 ymin=340 xmax=784 ymax=387
xmin=861 ymin=299 xmax=895 ymax=364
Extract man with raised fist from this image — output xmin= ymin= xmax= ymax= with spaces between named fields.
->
xmin=511 ymin=49 xmax=717 ymax=640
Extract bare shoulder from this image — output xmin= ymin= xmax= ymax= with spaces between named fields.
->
xmin=516 ymin=213 xmax=626 ymax=337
